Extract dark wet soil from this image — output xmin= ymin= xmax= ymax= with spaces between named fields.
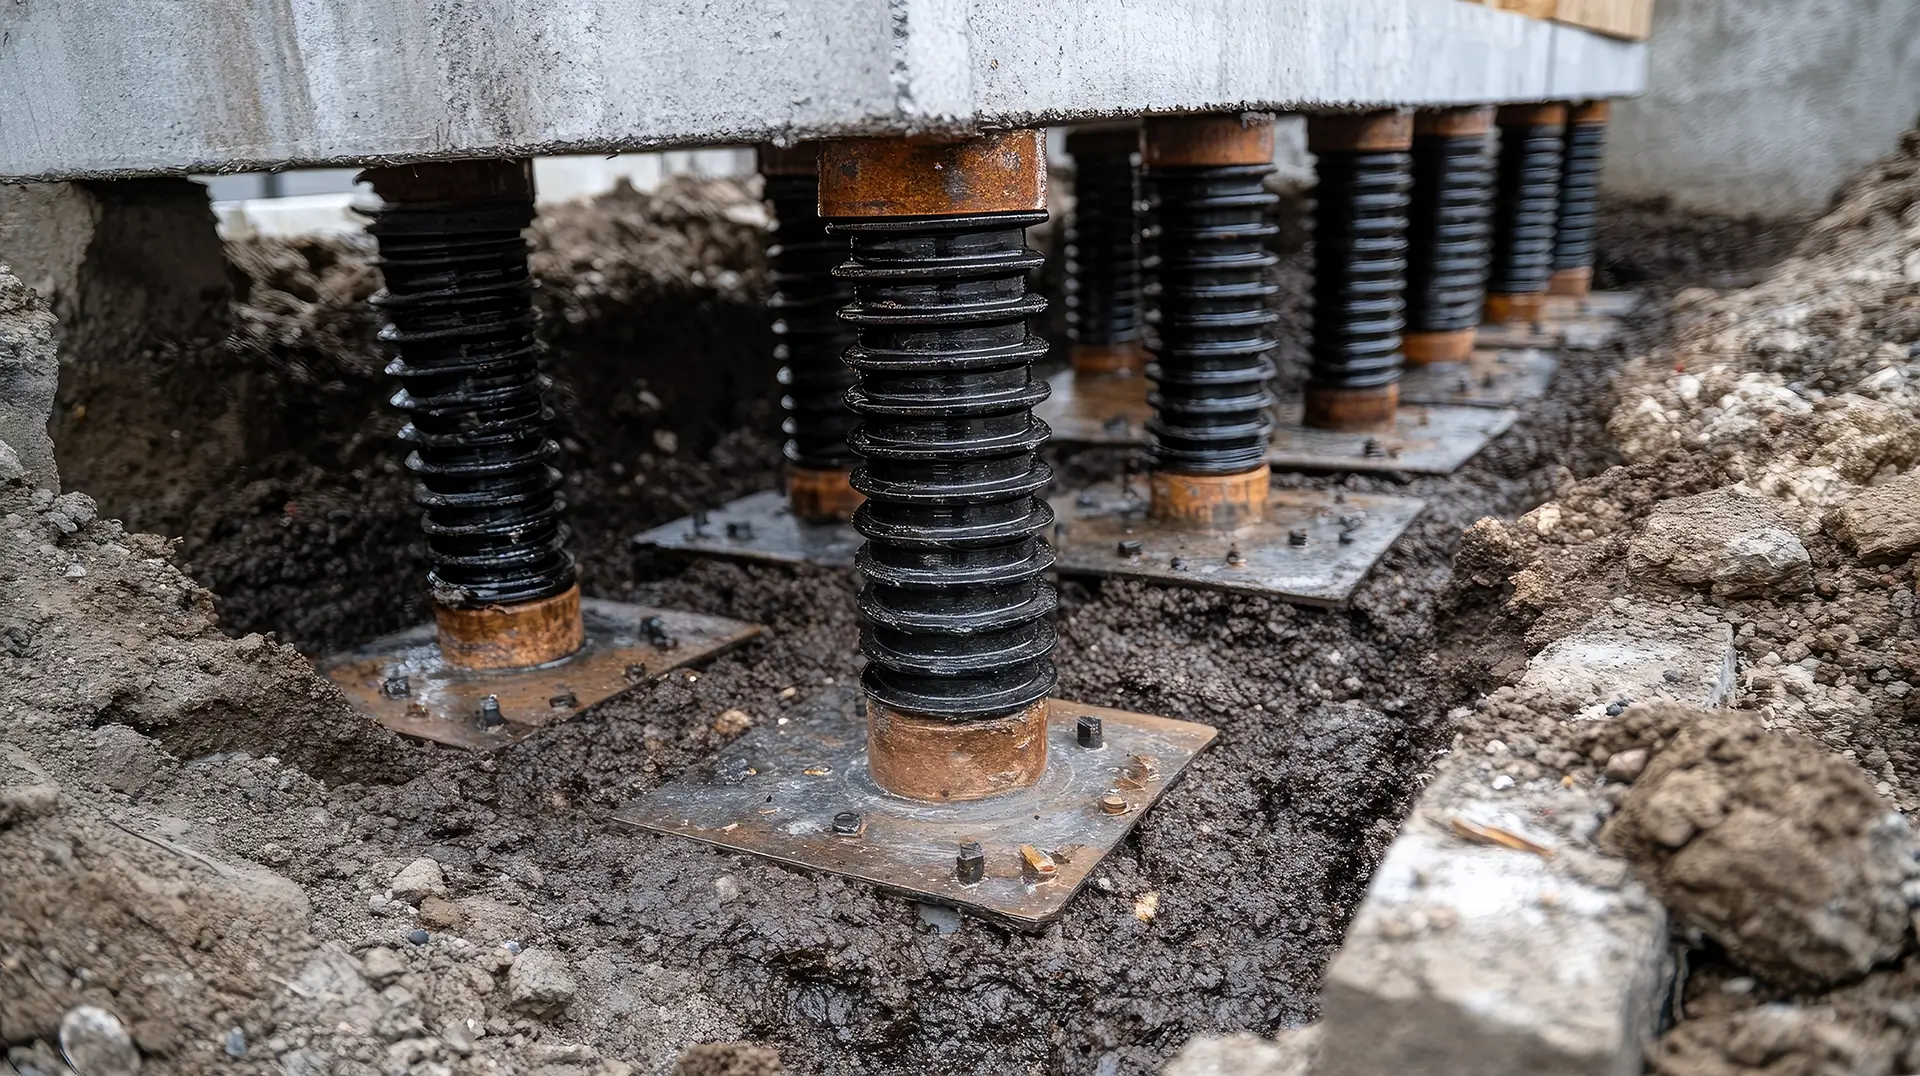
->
xmin=45 ymin=183 xmax=1799 ymax=1074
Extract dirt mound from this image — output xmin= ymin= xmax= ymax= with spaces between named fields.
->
xmin=1598 ymin=705 xmax=1914 ymax=991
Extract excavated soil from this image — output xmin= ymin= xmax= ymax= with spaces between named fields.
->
xmin=4 ymin=171 xmax=1815 ymax=1076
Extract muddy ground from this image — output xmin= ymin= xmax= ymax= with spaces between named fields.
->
xmin=1 ymin=161 xmax=1832 ymax=1076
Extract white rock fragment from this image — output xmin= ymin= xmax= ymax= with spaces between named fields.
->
xmin=1712 ymin=527 xmax=1812 ymax=598
xmin=507 ymin=948 xmax=577 ymax=1018
xmin=60 ymin=1005 xmax=141 ymax=1076
xmin=390 ymin=857 xmax=448 ymax=904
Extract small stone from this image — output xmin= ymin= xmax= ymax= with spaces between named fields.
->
xmin=391 ymin=857 xmax=448 ymax=904
xmin=407 ymin=928 xmax=430 ymax=946
xmin=507 ymin=949 xmax=578 ymax=1018
xmin=713 ymin=709 xmax=752 ymax=736
xmin=417 ymin=895 xmax=463 ymax=930
xmin=59 ymin=1005 xmax=141 ymax=1075
xmin=1490 ymin=775 xmax=1514 ymax=791
xmin=714 ymin=875 xmax=741 ymax=904
xmin=1711 ymin=528 xmax=1812 ymax=598
xmin=1605 ymin=748 xmax=1650 ymax=784
xmin=63 ymin=564 xmax=86 ymax=579
xmin=223 ymin=1027 xmax=247 ymax=1058
xmin=361 ymin=946 xmax=407 ymax=985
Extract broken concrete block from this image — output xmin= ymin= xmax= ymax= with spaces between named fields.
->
xmin=1522 ymin=601 xmax=1737 ymax=720
xmin=389 ymin=857 xmax=448 ymax=904
xmin=0 ymin=270 xmax=61 ymax=490
xmin=1627 ymin=486 xmax=1799 ymax=591
xmin=507 ymin=948 xmax=577 ymax=1018
xmin=1317 ymin=601 xmax=1741 ymax=1076
xmin=1826 ymin=473 xmax=1920 ymax=562
xmin=1711 ymin=527 xmax=1812 ymax=598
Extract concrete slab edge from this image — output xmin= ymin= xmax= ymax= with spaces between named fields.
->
xmin=1312 ymin=598 xmax=1736 ymax=1076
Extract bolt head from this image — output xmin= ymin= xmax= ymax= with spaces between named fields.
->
xmin=1288 ymin=529 xmax=1309 ymax=547
xmin=624 ymin=663 xmax=648 ymax=681
xmin=956 ymin=840 xmax=986 ymax=885
xmin=726 ymin=521 xmax=754 ymax=539
xmin=832 ymin=810 xmax=864 ymax=837
xmin=1076 ymin=714 xmax=1104 ymax=748
xmin=381 ymin=676 xmax=410 ymax=699
xmin=549 ymin=692 xmax=579 ymax=710
xmin=1116 ymin=539 xmax=1143 ymax=558
xmin=478 ymin=695 xmax=505 ymax=727
xmin=1099 ymin=793 xmax=1128 ymax=815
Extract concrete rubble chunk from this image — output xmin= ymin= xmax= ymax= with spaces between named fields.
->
xmin=1162 ymin=1028 xmax=1320 ymax=1076
xmin=1825 ymin=473 xmax=1920 ymax=561
xmin=507 ymin=948 xmax=578 ymax=1018
xmin=0 ymin=268 xmax=62 ymax=491
xmin=1712 ymin=527 xmax=1812 ymax=598
xmin=1627 ymin=486 xmax=1801 ymax=592
xmin=59 ymin=1004 xmax=142 ymax=1076
xmin=1317 ymin=601 xmax=1739 ymax=1076
xmin=390 ymin=856 xmax=448 ymax=904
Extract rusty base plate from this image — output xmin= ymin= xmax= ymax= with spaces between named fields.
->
xmin=319 ymin=600 xmax=763 ymax=749
xmin=1397 ymin=346 xmax=1558 ymax=408
xmin=1267 ymin=402 xmax=1517 ymax=476
xmin=1048 ymin=482 xmax=1425 ymax=605
xmin=612 ymin=688 xmax=1216 ymax=930
xmin=632 ymin=490 xmax=861 ymax=568
xmin=1034 ymin=368 xmax=1153 ymax=445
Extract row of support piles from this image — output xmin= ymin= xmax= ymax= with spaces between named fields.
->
xmin=319 ymin=100 xmax=1617 ymax=926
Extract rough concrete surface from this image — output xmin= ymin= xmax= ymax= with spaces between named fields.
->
xmin=0 ymin=0 xmax=1644 ymax=181
xmin=0 ymin=270 xmax=61 ymax=490
xmin=1608 ymin=0 xmax=1920 ymax=217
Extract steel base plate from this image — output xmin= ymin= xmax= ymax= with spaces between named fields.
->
xmin=1397 ymin=347 xmax=1558 ymax=408
xmin=1034 ymin=369 xmax=1152 ymax=446
xmin=1049 ymin=482 xmax=1425 ymax=605
xmin=319 ymin=599 xmax=763 ymax=749
xmin=632 ymin=490 xmax=861 ymax=568
xmin=612 ymin=688 xmax=1216 ymax=930
xmin=1266 ymin=402 xmax=1517 ymax=475
xmin=1478 ymin=290 xmax=1639 ymax=351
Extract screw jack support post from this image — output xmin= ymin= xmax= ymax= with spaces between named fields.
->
xmin=631 ymin=144 xmax=865 ymax=568
xmin=1484 ymin=104 xmax=1568 ymax=326
xmin=1548 ymin=101 xmax=1610 ymax=300
xmin=617 ymin=132 xmax=1216 ymax=929
xmin=320 ymin=159 xmax=759 ymax=748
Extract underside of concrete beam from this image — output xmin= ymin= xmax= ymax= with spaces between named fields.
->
xmin=1 ymin=0 xmax=1645 ymax=182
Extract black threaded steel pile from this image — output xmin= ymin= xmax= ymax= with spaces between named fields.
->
xmin=764 ymin=171 xmax=859 ymax=471
xmin=1143 ymin=164 xmax=1278 ymax=474
xmin=1308 ymin=147 xmax=1414 ymax=391
xmin=1552 ymin=116 xmax=1608 ymax=275
xmin=1489 ymin=114 xmax=1566 ymax=297
xmin=1406 ymin=125 xmax=1494 ymax=335
xmin=368 ymin=198 xmax=574 ymax=608
xmin=1065 ymin=145 xmax=1143 ymax=350
xmin=831 ymin=211 xmax=1059 ymax=720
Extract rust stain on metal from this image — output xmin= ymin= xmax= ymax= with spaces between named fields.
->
xmin=818 ymin=130 xmax=1046 ymax=218
xmin=432 ymin=583 xmax=585 ymax=670
xmin=1143 ymin=115 xmax=1275 ymax=168
xmin=1415 ymin=106 xmax=1494 ymax=139
xmin=786 ymin=465 xmax=864 ymax=524
xmin=1307 ymin=110 xmax=1415 ymax=153
xmin=1402 ymin=328 xmax=1480 ymax=365
xmin=612 ymin=691 xmax=1217 ymax=930
xmin=865 ymin=698 xmax=1050 ymax=802
xmin=320 ymin=599 xmax=760 ymax=750
xmin=1149 ymin=465 xmax=1270 ymax=531
xmin=1020 ymin=844 xmax=1059 ymax=881
xmin=1303 ymin=382 xmax=1401 ymax=433
xmin=1495 ymin=103 xmax=1569 ymax=128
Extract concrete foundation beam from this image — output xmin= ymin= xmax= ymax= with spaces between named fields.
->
xmin=1314 ymin=601 xmax=1736 ymax=1076
xmin=1 ymin=0 xmax=1645 ymax=182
